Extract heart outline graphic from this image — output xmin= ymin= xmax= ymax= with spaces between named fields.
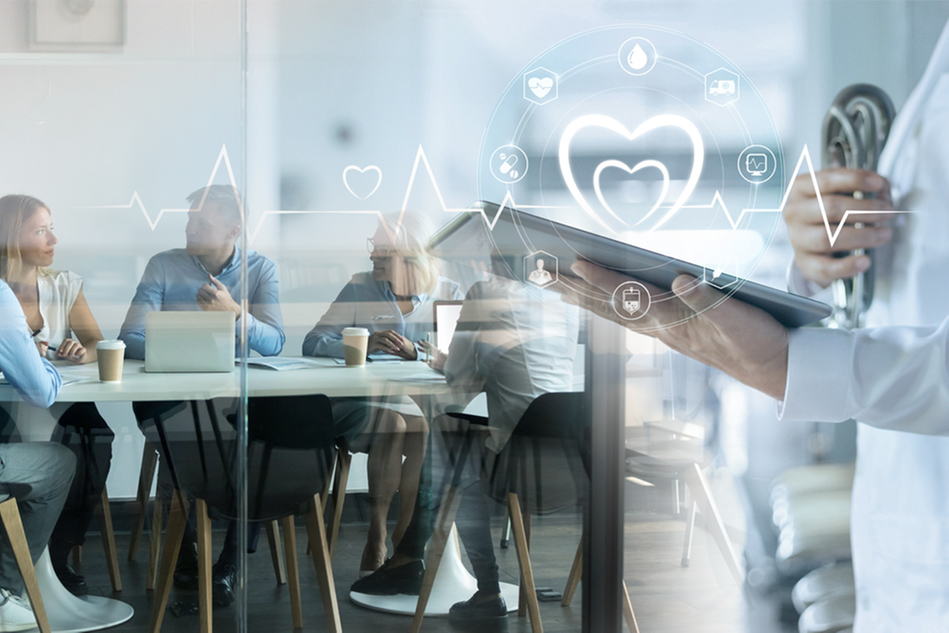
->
xmin=342 ymin=165 xmax=382 ymax=200
xmin=528 ymin=77 xmax=553 ymax=99
xmin=593 ymin=159 xmax=670 ymax=229
xmin=559 ymin=114 xmax=704 ymax=235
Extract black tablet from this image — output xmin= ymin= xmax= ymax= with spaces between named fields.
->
xmin=429 ymin=201 xmax=832 ymax=328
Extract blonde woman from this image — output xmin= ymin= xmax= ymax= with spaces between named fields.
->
xmin=0 ymin=194 xmax=113 ymax=596
xmin=303 ymin=212 xmax=463 ymax=575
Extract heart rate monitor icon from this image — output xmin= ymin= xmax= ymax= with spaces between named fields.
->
xmin=342 ymin=165 xmax=382 ymax=200
xmin=528 ymin=77 xmax=553 ymax=98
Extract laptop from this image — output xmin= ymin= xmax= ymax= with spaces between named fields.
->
xmin=145 ymin=311 xmax=236 ymax=373
xmin=432 ymin=300 xmax=464 ymax=352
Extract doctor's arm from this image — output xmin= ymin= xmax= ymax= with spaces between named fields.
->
xmin=569 ymin=262 xmax=949 ymax=436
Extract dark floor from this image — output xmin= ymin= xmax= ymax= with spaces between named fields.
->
xmin=71 ymin=496 xmax=795 ymax=633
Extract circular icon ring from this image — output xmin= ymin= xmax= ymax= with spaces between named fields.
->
xmin=737 ymin=145 xmax=777 ymax=184
xmin=490 ymin=145 xmax=529 ymax=184
xmin=618 ymin=37 xmax=658 ymax=76
xmin=611 ymin=281 xmax=651 ymax=321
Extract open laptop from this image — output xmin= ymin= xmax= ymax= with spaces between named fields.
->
xmin=145 ymin=311 xmax=236 ymax=373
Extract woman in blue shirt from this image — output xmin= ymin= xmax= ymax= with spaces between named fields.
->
xmin=303 ymin=212 xmax=462 ymax=575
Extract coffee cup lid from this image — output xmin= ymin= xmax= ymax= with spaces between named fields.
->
xmin=96 ymin=339 xmax=126 ymax=350
xmin=342 ymin=327 xmax=370 ymax=336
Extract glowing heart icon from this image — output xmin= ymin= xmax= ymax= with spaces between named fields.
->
xmin=593 ymin=159 xmax=670 ymax=229
xmin=342 ymin=165 xmax=382 ymax=200
xmin=559 ymin=114 xmax=704 ymax=235
xmin=528 ymin=77 xmax=554 ymax=99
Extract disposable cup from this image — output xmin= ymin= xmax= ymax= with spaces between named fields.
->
xmin=342 ymin=327 xmax=369 ymax=367
xmin=96 ymin=340 xmax=126 ymax=383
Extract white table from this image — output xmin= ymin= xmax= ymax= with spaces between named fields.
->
xmin=0 ymin=358 xmax=499 ymax=626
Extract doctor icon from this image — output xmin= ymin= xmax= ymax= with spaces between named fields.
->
xmin=528 ymin=258 xmax=553 ymax=287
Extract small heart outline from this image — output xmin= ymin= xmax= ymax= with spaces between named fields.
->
xmin=529 ymin=77 xmax=553 ymax=99
xmin=559 ymin=114 xmax=704 ymax=236
xmin=342 ymin=165 xmax=382 ymax=200
xmin=593 ymin=159 xmax=670 ymax=230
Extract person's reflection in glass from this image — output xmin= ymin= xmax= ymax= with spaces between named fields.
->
xmin=0 ymin=194 xmax=113 ymax=597
xmin=302 ymin=212 xmax=463 ymax=575
xmin=357 ymin=256 xmax=579 ymax=632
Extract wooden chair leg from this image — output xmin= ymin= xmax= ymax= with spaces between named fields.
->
xmin=682 ymin=463 xmax=744 ymax=585
xmin=147 ymin=496 xmax=163 ymax=591
xmin=562 ymin=539 xmax=583 ymax=607
xmin=266 ymin=520 xmax=287 ymax=585
xmin=196 ymin=498 xmax=213 ymax=633
xmin=518 ymin=513 xmax=531 ymax=617
xmin=681 ymin=500 xmax=697 ymax=568
xmin=304 ymin=493 xmax=341 ymax=633
xmin=509 ymin=493 xmax=542 ymax=633
xmin=149 ymin=490 xmax=190 ymax=633
xmin=622 ymin=580 xmax=640 ymax=633
xmin=0 ymin=498 xmax=50 ymax=633
xmin=328 ymin=450 xmax=351 ymax=557
xmin=282 ymin=516 xmax=302 ymax=628
xmin=411 ymin=484 xmax=464 ymax=633
xmin=129 ymin=445 xmax=159 ymax=562
xmin=97 ymin=486 xmax=122 ymax=592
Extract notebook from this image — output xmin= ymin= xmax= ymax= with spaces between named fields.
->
xmin=145 ymin=311 xmax=236 ymax=373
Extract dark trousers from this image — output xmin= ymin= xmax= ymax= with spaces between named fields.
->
xmin=49 ymin=402 xmax=114 ymax=566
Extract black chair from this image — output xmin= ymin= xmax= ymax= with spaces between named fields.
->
xmin=135 ymin=396 xmax=341 ymax=633
xmin=411 ymin=392 xmax=638 ymax=633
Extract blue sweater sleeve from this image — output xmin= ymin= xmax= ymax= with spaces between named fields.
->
xmin=119 ymin=255 xmax=165 ymax=360
xmin=242 ymin=257 xmax=285 ymax=357
xmin=0 ymin=283 xmax=61 ymax=408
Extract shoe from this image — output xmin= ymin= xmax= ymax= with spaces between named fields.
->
xmin=52 ymin=562 xmax=88 ymax=597
xmin=0 ymin=588 xmax=36 ymax=632
xmin=448 ymin=592 xmax=509 ymax=632
xmin=350 ymin=558 xmax=424 ymax=595
xmin=211 ymin=562 xmax=237 ymax=608
xmin=173 ymin=542 xmax=199 ymax=591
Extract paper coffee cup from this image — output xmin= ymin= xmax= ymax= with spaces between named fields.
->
xmin=342 ymin=327 xmax=369 ymax=367
xmin=96 ymin=340 xmax=126 ymax=383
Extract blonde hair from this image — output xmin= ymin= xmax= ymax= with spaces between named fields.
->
xmin=0 ymin=194 xmax=50 ymax=283
xmin=381 ymin=211 xmax=439 ymax=296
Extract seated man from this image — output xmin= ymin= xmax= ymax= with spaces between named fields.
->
xmin=355 ymin=268 xmax=580 ymax=631
xmin=0 ymin=279 xmax=75 ymax=631
xmin=119 ymin=185 xmax=285 ymax=607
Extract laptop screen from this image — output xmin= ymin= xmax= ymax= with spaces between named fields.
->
xmin=433 ymin=300 xmax=463 ymax=352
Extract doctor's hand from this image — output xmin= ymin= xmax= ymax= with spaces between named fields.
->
xmin=565 ymin=262 xmax=790 ymax=400
xmin=784 ymin=168 xmax=894 ymax=288
xmin=196 ymin=275 xmax=241 ymax=320
xmin=369 ymin=330 xmax=417 ymax=360
xmin=416 ymin=340 xmax=447 ymax=371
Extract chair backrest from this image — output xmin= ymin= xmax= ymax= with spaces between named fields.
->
xmin=486 ymin=391 xmax=589 ymax=516
xmin=137 ymin=395 xmax=335 ymax=522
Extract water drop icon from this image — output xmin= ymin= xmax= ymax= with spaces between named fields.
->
xmin=628 ymin=44 xmax=648 ymax=70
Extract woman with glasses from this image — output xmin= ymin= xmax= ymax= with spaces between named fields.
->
xmin=303 ymin=211 xmax=462 ymax=576
xmin=0 ymin=194 xmax=113 ymax=597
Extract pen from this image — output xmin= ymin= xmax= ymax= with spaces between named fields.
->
xmin=30 ymin=329 xmax=41 ymax=338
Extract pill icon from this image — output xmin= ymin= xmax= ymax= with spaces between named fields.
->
xmin=499 ymin=154 xmax=519 ymax=174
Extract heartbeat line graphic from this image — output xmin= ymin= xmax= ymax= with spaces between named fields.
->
xmin=679 ymin=145 xmax=910 ymax=247
xmin=86 ymin=143 xmax=907 ymax=250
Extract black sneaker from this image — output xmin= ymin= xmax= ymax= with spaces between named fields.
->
xmin=53 ymin=562 xmax=88 ymax=597
xmin=173 ymin=542 xmax=199 ymax=591
xmin=350 ymin=559 xmax=424 ymax=596
xmin=448 ymin=592 xmax=508 ymax=632
xmin=211 ymin=562 xmax=237 ymax=608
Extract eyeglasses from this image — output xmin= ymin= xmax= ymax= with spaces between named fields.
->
xmin=366 ymin=238 xmax=393 ymax=257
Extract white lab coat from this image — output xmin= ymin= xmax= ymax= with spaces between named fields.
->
xmin=783 ymin=20 xmax=949 ymax=633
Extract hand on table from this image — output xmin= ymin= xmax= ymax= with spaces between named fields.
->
xmin=196 ymin=275 xmax=241 ymax=319
xmin=784 ymin=168 xmax=894 ymax=288
xmin=564 ymin=261 xmax=790 ymax=400
xmin=416 ymin=340 xmax=447 ymax=371
xmin=55 ymin=338 xmax=87 ymax=364
xmin=35 ymin=340 xmax=49 ymax=358
xmin=369 ymin=330 xmax=417 ymax=360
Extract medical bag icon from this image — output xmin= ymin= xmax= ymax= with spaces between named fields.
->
xmin=623 ymin=288 xmax=641 ymax=314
